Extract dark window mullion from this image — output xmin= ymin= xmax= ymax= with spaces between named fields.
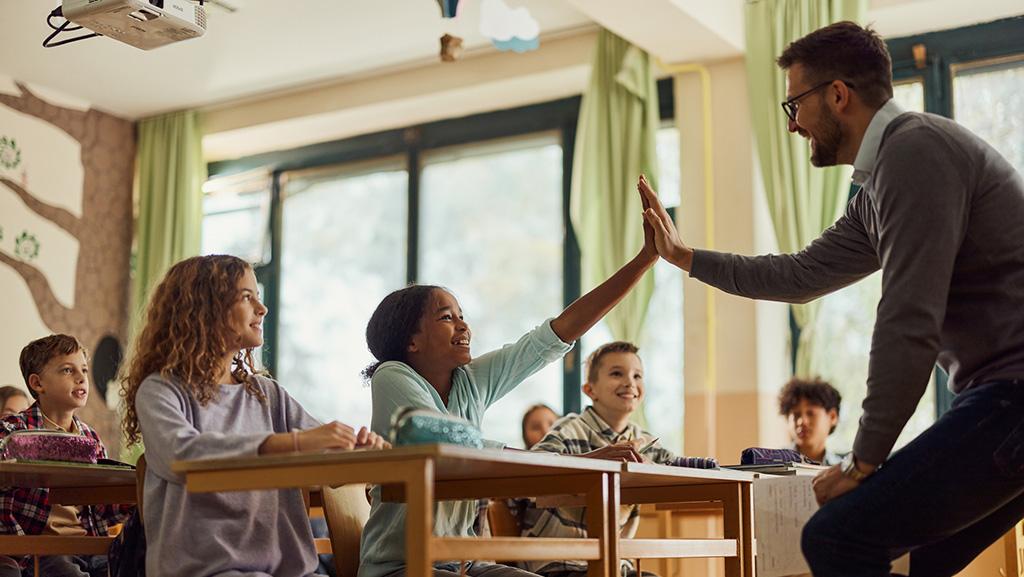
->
xmin=561 ymin=122 xmax=582 ymax=415
xmin=260 ymin=170 xmax=284 ymax=376
xmin=407 ymin=133 xmax=421 ymax=286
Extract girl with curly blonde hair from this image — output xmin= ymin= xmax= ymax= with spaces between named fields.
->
xmin=121 ymin=254 xmax=386 ymax=577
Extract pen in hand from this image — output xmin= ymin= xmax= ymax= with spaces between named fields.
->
xmin=638 ymin=437 xmax=660 ymax=455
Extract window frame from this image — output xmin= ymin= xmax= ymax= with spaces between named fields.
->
xmin=887 ymin=16 xmax=1024 ymax=416
xmin=786 ymin=17 xmax=1024 ymax=417
xmin=206 ymin=78 xmax=676 ymax=416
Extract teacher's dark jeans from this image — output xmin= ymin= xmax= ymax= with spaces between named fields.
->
xmin=802 ymin=380 xmax=1024 ymax=576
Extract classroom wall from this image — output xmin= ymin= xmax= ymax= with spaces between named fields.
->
xmin=0 ymin=75 xmax=135 ymax=456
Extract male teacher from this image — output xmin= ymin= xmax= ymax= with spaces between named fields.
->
xmin=638 ymin=21 xmax=1024 ymax=576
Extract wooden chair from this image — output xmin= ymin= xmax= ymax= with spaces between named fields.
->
xmin=320 ymin=484 xmax=371 ymax=577
xmin=486 ymin=500 xmax=520 ymax=538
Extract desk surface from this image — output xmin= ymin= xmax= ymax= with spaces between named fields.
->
xmin=619 ymin=462 xmax=755 ymax=487
xmin=173 ymin=444 xmax=623 ymax=482
xmin=0 ymin=461 xmax=136 ymax=489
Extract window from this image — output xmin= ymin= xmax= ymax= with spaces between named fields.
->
xmin=953 ymin=56 xmax=1024 ymax=172
xmin=419 ymin=135 xmax=564 ymax=446
xmin=891 ymin=79 xmax=925 ymax=113
xmin=578 ymin=125 xmax=684 ymax=455
xmin=200 ymin=171 xmax=271 ymax=263
xmin=805 ymin=18 xmax=1024 ymax=452
xmin=276 ymin=160 xmax=408 ymax=427
xmin=886 ymin=17 xmax=1024 ymax=417
xmin=202 ymin=82 xmax=678 ymax=448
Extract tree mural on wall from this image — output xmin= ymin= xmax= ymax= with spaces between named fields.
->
xmin=0 ymin=82 xmax=134 ymax=455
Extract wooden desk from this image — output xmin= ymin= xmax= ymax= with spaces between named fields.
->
xmin=175 ymin=446 xmax=757 ymax=577
xmin=174 ymin=444 xmax=621 ymax=577
xmin=0 ymin=461 xmax=136 ymax=504
xmin=0 ymin=460 xmax=138 ymax=571
xmin=617 ymin=463 xmax=756 ymax=577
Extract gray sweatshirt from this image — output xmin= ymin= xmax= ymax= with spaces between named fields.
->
xmin=691 ymin=110 xmax=1024 ymax=465
xmin=136 ymin=373 xmax=324 ymax=577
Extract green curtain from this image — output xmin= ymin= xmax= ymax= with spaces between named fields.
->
xmin=132 ymin=109 xmax=204 ymax=322
xmin=570 ymin=29 xmax=660 ymax=421
xmin=744 ymin=0 xmax=866 ymax=376
xmin=124 ymin=110 xmax=204 ymax=462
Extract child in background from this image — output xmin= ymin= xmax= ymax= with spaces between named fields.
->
xmin=521 ymin=404 xmax=559 ymax=449
xmin=0 ymin=386 xmax=30 ymax=417
xmin=518 ymin=341 xmax=703 ymax=577
xmin=778 ymin=377 xmax=844 ymax=465
xmin=358 ymin=217 xmax=659 ymax=577
xmin=120 ymin=255 xmax=387 ymax=577
xmin=0 ymin=335 xmax=132 ymax=577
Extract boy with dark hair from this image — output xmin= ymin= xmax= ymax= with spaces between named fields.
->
xmin=777 ymin=377 xmax=843 ymax=465
xmin=1 ymin=334 xmax=132 ymax=577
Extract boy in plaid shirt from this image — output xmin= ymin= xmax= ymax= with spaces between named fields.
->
xmin=516 ymin=341 xmax=715 ymax=577
xmin=0 ymin=335 xmax=132 ymax=577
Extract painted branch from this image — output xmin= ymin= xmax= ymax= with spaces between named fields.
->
xmin=0 ymin=82 xmax=88 ymax=143
xmin=0 ymin=251 xmax=71 ymax=329
xmin=0 ymin=178 xmax=83 ymax=239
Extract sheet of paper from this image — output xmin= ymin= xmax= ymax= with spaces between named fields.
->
xmin=754 ymin=475 xmax=914 ymax=576
xmin=753 ymin=475 xmax=817 ymax=577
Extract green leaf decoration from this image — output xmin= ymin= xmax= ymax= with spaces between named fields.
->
xmin=0 ymin=136 xmax=22 ymax=170
xmin=15 ymin=231 xmax=39 ymax=261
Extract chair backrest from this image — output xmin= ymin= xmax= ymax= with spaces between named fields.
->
xmin=320 ymin=484 xmax=371 ymax=577
xmin=487 ymin=499 xmax=520 ymax=537
xmin=135 ymin=453 xmax=146 ymax=523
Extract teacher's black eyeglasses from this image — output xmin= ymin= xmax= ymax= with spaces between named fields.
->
xmin=781 ymin=80 xmax=855 ymax=122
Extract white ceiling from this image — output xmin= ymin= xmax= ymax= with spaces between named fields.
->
xmin=0 ymin=0 xmax=592 ymax=118
xmin=0 ymin=0 xmax=1021 ymax=121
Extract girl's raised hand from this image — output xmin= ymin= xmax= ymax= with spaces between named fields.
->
xmin=638 ymin=174 xmax=695 ymax=271
xmin=299 ymin=421 xmax=358 ymax=451
xmin=638 ymin=175 xmax=659 ymax=263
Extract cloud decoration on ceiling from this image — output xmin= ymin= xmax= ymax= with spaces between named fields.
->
xmin=479 ymin=0 xmax=540 ymax=53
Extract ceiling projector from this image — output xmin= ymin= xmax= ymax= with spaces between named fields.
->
xmin=61 ymin=0 xmax=206 ymax=50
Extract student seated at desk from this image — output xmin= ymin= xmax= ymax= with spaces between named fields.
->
xmin=0 ymin=334 xmax=133 ymax=577
xmin=0 ymin=386 xmax=30 ymax=418
xmin=778 ymin=377 xmax=845 ymax=465
xmin=120 ymin=255 xmax=388 ymax=577
xmin=521 ymin=404 xmax=559 ymax=450
xmin=515 ymin=341 xmax=688 ymax=577
xmin=358 ymin=226 xmax=658 ymax=577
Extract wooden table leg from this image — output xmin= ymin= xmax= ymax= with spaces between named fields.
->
xmin=585 ymin=472 xmax=610 ymax=577
xmin=606 ymin=473 xmax=620 ymax=577
xmin=721 ymin=483 xmax=744 ymax=577
xmin=405 ymin=458 xmax=435 ymax=577
xmin=740 ymin=482 xmax=754 ymax=577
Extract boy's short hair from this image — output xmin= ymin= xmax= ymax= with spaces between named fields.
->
xmin=584 ymin=341 xmax=640 ymax=384
xmin=778 ymin=377 xmax=842 ymax=433
xmin=19 ymin=334 xmax=87 ymax=399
